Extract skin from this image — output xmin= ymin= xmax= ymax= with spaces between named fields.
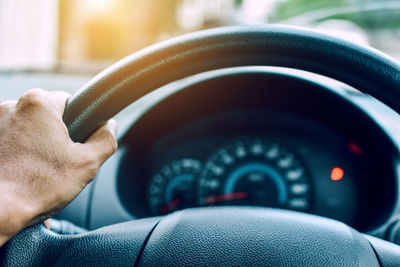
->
xmin=0 ymin=89 xmax=118 ymax=247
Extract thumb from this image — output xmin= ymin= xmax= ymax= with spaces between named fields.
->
xmin=83 ymin=119 xmax=118 ymax=165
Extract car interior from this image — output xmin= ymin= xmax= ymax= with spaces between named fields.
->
xmin=1 ymin=0 xmax=400 ymax=266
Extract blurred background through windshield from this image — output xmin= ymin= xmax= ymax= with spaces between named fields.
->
xmin=0 ymin=0 xmax=399 ymax=74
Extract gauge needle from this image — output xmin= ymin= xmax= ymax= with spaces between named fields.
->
xmin=204 ymin=191 xmax=248 ymax=204
xmin=160 ymin=198 xmax=181 ymax=214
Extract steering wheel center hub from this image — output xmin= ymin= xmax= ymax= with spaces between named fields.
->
xmin=137 ymin=207 xmax=379 ymax=266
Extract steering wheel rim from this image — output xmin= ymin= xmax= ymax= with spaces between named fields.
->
xmin=63 ymin=24 xmax=400 ymax=142
xmin=3 ymin=25 xmax=400 ymax=266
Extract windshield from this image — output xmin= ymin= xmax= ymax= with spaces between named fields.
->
xmin=0 ymin=0 xmax=399 ymax=73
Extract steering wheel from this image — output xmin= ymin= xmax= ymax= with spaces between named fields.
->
xmin=2 ymin=25 xmax=400 ymax=266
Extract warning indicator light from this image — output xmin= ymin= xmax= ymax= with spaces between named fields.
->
xmin=348 ymin=142 xmax=362 ymax=156
xmin=331 ymin=167 xmax=344 ymax=181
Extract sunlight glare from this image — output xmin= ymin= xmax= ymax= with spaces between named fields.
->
xmin=85 ymin=0 xmax=112 ymax=14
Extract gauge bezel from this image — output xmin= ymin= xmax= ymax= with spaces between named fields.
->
xmin=197 ymin=136 xmax=312 ymax=211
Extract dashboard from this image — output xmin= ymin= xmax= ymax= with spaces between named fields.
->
xmin=57 ymin=67 xmax=400 ymax=237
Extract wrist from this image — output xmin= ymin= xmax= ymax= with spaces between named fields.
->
xmin=0 ymin=233 xmax=11 ymax=247
xmin=0 ymin=186 xmax=37 ymax=246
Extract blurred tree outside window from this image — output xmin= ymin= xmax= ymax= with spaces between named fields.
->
xmin=0 ymin=0 xmax=398 ymax=73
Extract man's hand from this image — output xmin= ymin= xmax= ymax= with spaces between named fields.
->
xmin=0 ymin=89 xmax=118 ymax=246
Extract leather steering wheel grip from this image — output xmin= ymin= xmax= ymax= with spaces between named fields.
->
xmin=62 ymin=25 xmax=400 ymax=142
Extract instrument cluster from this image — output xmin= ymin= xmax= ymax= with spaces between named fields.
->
xmin=148 ymin=137 xmax=312 ymax=215
xmin=117 ymin=107 xmax=398 ymax=232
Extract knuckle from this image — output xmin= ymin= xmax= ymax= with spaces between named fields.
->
xmin=0 ymin=100 xmax=17 ymax=106
xmin=18 ymin=89 xmax=47 ymax=109
xmin=76 ymin=151 xmax=97 ymax=168
xmin=83 ymin=153 xmax=100 ymax=171
xmin=70 ymin=151 xmax=100 ymax=182
xmin=0 ymin=100 xmax=17 ymax=111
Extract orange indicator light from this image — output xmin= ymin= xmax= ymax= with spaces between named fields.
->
xmin=331 ymin=167 xmax=344 ymax=181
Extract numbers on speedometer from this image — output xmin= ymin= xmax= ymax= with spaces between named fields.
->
xmin=147 ymin=137 xmax=312 ymax=216
xmin=198 ymin=138 xmax=312 ymax=211
xmin=148 ymin=158 xmax=201 ymax=215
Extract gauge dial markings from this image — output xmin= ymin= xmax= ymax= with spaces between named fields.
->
xmin=198 ymin=137 xmax=312 ymax=211
xmin=148 ymin=158 xmax=201 ymax=215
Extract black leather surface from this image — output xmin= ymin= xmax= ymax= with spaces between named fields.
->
xmin=138 ymin=207 xmax=379 ymax=266
xmin=365 ymin=235 xmax=400 ymax=267
xmin=0 ymin=218 xmax=159 ymax=267
xmin=63 ymin=25 xmax=400 ymax=142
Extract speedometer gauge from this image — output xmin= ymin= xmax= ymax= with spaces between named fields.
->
xmin=198 ymin=138 xmax=311 ymax=211
xmin=148 ymin=158 xmax=201 ymax=215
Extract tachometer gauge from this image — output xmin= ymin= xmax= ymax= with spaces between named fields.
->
xmin=198 ymin=138 xmax=311 ymax=211
xmin=148 ymin=158 xmax=201 ymax=215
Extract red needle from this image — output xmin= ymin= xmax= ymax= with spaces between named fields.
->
xmin=204 ymin=191 xmax=248 ymax=204
xmin=160 ymin=198 xmax=181 ymax=214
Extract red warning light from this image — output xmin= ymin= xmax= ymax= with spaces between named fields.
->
xmin=331 ymin=167 xmax=344 ymax=181
xmin=348 ymin=142 xmax=362 ymax=156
